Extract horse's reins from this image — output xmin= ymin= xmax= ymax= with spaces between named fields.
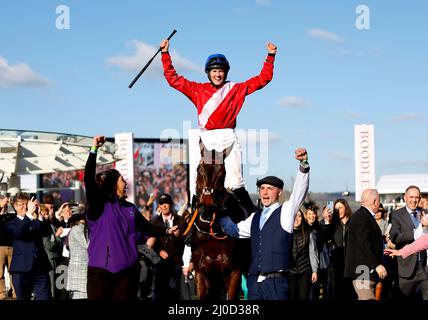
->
xmin=183 ymin=207 xmax=228 ymax=240
xmin=209 ymin=212 xmax=227 ymax=240
xmin=183 ymin=207 xmax=199 ymax=237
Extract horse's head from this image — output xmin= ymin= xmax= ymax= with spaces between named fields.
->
xmin=195 ymin=139 xmax=233 ymax=210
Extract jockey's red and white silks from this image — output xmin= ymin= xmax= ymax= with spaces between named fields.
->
xmin=198 ymin=82 xmax=236 ymax=129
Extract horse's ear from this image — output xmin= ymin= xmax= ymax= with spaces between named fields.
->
xmin=199 ymin=138 xmax=207 ymax=158
xmin=223 ymin=142 xmax=235 ymax=161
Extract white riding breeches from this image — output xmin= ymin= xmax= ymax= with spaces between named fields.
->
xmin=188 ymin=128 xmax=245 ymax=197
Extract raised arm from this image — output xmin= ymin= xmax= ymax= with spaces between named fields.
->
xmin=84 ymin=136 xmax=105 ymax=221
xmin=280 ymin=148 xmax=310 ymax=233
xmin=243 ymin=42 xmax=277 ymax=95
xmin=160 ymin=39 xmax=198 ymax=102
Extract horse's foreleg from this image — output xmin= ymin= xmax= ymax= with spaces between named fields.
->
xmin=195 ymin=272 xmax=208 ymax=300
xmin=226 ymin=268 xmax=241 ymax=300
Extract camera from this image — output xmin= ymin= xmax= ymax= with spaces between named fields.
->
xmin=326 ymin=201 xmax=334 ymax=212
xmin=68 ymin=203 xmax=82 ymax=214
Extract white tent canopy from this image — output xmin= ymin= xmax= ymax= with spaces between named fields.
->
xmin=376 ymin=173 xmax=428 ymax=195
xmin=0 ymin=129 xmax=118 ymax=175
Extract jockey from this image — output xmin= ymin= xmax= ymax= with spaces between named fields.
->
xmin=160 ymin=39 xmax=277 ymax=215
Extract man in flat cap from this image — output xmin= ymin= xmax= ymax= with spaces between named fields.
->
xmin=151 ymin=193 xmax=185 ymax=300
xmin=220 ymin=148 xmax=310 ymax=300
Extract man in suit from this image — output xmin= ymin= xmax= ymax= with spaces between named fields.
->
xmin=390 ymin=185 xmax=428 ymax=299
xmin=344 ymin=189 xmax=386 ymax=300
xmin=219 ymin=148 xmax=310 ymax=300
xmin=5 ymin=193 xmax=52 ymax=300
xmin=151 ymin=193 xmax=185 ymax=300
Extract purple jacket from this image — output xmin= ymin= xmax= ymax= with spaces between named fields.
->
xmin=87 ymin=200 xmax=139 ymax=273
xmin=84 ymin=152 xmax=166 ymax=273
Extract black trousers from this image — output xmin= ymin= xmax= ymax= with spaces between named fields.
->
xmin=289 ymin=272 xmax=312 ymax=301
xmin=154 ymin=260 xmax=181 ymax=301
xmin=87 ymin=263 xmax=140 ymax=300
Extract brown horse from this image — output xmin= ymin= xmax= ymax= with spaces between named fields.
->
xmin=184 ymin=141 xmax=249 ymax=300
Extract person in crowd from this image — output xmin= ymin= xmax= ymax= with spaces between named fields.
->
xmin=0 ymin=194 xmax=16 ymax=299
xmin=66 ymin=213 xmax=88 ymax=299
xmin=303 ymin=201 xmax=320 ymax=231
xmin=289 ymin=210 xmax=318 ymax=301
xmin=375 ymin=204 xmax=389 ymax=236
xmin=316 ymin=204 xmax=335 ymax=300
xmin=54 ymin=202 xmax=74 ymax=229
xmin=43 ymin=194 xmax=60 ymax=227
xmin=389 ymin=185 xmax=428 ymax=299
xmin=219 ymin=148 xmax=310 ymax=300
xmin=329 ymin=198 xmax=354 ymax=300
xmin=376 ymin=204 xmax=399 ymax=300
xmin=5 ymin=193 xmax=52 ymax=300
xmin=302 ymin=201 xmax=323 ymax=300
xmin=419 ymin=193 xmax=428 ymax=210
xmin=160 ymin=38 xmax=277 ymax=215
xmin=84 ymin=135 xmax=178 ymax=300
xmin=40 ymin=204 xmax=63 ymax=300
xmin=344 ymin=189 xmax=386 ymax=300
xmin=53 ymin=202 xmax=75 ymax=300
xmin=151 ymin=193 xmax=185 ymax=300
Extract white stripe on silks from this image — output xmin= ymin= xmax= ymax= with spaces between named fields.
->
xmin=198 ymin=82 xmax=236 ymax=128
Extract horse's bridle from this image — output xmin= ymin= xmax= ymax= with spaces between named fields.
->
xmin=183 ymin=206 xmax=228 ymax=240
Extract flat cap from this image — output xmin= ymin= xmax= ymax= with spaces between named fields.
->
xmin=256 ymin=176 xmax=284 ymax=189
xmin=158 ymin=193 xmax=173 ymax=205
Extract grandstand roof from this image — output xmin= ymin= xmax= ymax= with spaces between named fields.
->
xmin=0 ymin=129 xmax=118 ymax=175
xmin=376 ymin=174 xmax=428 ymax=194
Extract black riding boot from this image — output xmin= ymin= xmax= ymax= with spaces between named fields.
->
xmin=191 ymin=194 xmax=199 ymax=212
xmin=232 ymin=187 xmax=256 ymax=218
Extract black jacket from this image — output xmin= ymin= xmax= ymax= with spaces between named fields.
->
xmin=151 ymin=213 xmax=185 ymax=267
xmin=0 ymin=213 xmax=16 ymax=246
xmin=344 ymin=206 xmax=383 ymax=279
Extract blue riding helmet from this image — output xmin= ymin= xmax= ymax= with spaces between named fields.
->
xmin=204 ymin=54 xmax=230 ymax=73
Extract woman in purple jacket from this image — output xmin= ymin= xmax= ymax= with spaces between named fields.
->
xmin=85 ymin=136 xmax=175 ymax=300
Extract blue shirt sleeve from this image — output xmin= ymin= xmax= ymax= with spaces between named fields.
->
xmin=219 ymin=216 xmax=240 ymax=238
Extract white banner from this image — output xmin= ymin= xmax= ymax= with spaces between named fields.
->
xmin=114 ymin=132 xmax=135 ymax=203
xmin=354 ymin=124 xmax=376 ymax=202
xmin=188 ymin=129 xmax=200 ymax=198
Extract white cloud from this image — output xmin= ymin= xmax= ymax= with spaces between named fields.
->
xmin=307 ymin=28 xmax=344 ymax=43
xmin=106 ymin=40 xmax=203 ymax=78
xmin=255 ymin=0 xmax=272 ymax=5
xmin=390 ymin=113 xmax=420 ymax=123
xmin=0 ymin=56 xmax=49 ymax=88
xmin=276 ymin=96 xmax=310 ymax=108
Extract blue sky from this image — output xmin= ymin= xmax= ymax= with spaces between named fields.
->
xmin=1 ymin=1 xmax=428 ymax=193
